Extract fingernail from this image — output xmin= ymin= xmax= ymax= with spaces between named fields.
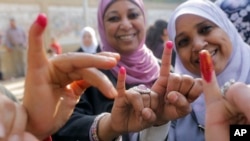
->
xmin=199 ymin=50 xmax=213 ymax=83
xmin=166 ymin=41 xmax=173 ymax=49
xmin=35 ymin=13 xmax=47 ymax=28
xmin=119 ymin=66 xmax=126 ymax=75
xmin=0 ymin=123 xmax=5 ymax=138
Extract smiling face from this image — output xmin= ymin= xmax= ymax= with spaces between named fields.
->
xmin=175 ymin=14 xmax=232 ymax=75
xmin=103 ymin=0 xmax=145 ymax=54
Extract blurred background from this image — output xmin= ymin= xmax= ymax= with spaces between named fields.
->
xmin=0 ymin=0 xmax=185 ymax=52
xmin=0 ymin=0 xmax=216 ymax=100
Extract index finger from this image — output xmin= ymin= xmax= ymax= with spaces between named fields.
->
xmin=160 ymin=41 xmax=173 ymax=76
xmin=151 ymin=41 xmax=173 ymax=94
xmin=116 ymin=67 xmax=126 ymax=97
xmin=199 ymin=50 xmax=221 ymax=105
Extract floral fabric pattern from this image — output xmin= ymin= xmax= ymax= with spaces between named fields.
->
xmin=216 ymin=0 xmax=250 ymax=44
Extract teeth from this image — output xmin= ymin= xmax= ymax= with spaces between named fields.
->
xmin=119 ymin=35 xmax=134 ymax=40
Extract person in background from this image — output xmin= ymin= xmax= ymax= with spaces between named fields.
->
xmin=52 ymin=0 xmax=202 ymax=141
xmin=146 ymin=19 xmax=176 ymax=68
xmin=0 ymin=31 xmax=2 ymax=46
xmin=4 ymin=18 xmax=27 ymax=78
xmin=0 ymin=31 xmax=3 ymax=80
xmin=49 ymin=36 xmax=62 ymax=55
xmin=215 ymin=0 xmax=250 ymax=44
xmin=76 ymin=26 xmax=101 ymax=53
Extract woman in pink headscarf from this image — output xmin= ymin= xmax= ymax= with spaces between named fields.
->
xmin=51 ymin=0 xmax=202 ymax=141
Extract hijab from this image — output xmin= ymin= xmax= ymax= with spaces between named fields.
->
xmin=80 ymin=26 xmax=98 ymax=53
xmin=168 ymin=0 xmax=250 ymax=87
xmin=97 ymin=0 xmax=160 ymax=87
xmin=167 ymin=0 xmax=250 ymax=126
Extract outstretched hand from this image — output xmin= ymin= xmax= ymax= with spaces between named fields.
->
xmin=23 ymin=13 xmax=120 ymax=140
xmin=200 ymin=50 xmax=250 ymax=141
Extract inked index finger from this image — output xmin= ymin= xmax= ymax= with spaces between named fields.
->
xmin=116 ymin=67 xmax=126 ymax=97
xmin=199 ymin=50 xmax=221 ymax=105
xmin=160 ymin=41 xmax=173 ymax=76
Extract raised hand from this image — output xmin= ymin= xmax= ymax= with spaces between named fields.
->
xmin=200 ymin=50 xmax=250 ymax=141
xmin=151 ymin=41 xmax=202 ymax=125
xmin=98 ymin=67 xmax=157 ymax=141
xmin=23 ymin=13 xmax=120 ymax=140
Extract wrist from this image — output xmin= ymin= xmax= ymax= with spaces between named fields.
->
xmin=98 ymin=113 xmax=121 ymax=141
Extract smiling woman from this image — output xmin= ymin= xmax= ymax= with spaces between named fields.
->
xmin=174 ymin=14 xmax=232 ymax=75
xmin=52 ymin=0 xmax=160 ymax=140
xmin=165 ymin=0 xmax=250 ymax=140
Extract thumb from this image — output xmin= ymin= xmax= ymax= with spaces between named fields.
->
xmin=28 ymin=13 xmax=47 ymax=69
xmin=199 ymin=50 xmax=221 ymax=105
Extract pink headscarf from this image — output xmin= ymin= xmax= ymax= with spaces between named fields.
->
xmin=97 ymin=0 xmax=160 ymax=87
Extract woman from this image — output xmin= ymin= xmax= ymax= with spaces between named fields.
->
xmin=166 ymin=0 xmax=250 ymax=140
xmin=76 ymin=26 xmax=101 ymax=53
xmin=52 ymin=0 xmax=202 ymax=141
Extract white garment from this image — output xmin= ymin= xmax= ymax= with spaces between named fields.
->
xmin=139 ymin=122 xmax=170 ymax=141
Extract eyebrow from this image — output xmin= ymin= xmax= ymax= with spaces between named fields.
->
xmin=104 ymin=8 xmax=138 ymax=18
xmin=175 ymin=20 xmax=208 ymax=41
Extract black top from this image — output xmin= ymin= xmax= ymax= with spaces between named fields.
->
xmin=52 ymin=70 xmax=138 ymax=141
xmin=76 ymin=45 xmax=101 ymax=53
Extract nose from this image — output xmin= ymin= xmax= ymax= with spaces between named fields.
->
xmin=192 ymin=36 xmax=208 ymax=52
xmin=120 ymin=18 xmax=132 ymax=30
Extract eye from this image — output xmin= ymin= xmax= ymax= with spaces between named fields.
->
xmin=177 ymin=38 xmax=189 ymax=48
xmin=199 ymin=25 xmax=212 ymax=34
xmin=107 ymin=16 xmax=120 ymax=22
xmin=128 ymin=12 xmax=140 ymax=19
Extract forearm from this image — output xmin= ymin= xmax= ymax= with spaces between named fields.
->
xmin=98 ymin=113 xmax=121 ymax=141
xmin=52 ymin=114 xmax=96 ymax=141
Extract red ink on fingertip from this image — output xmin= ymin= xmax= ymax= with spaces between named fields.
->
xmin=119 ymin=66 xmax=126 ymax=75
xmin=35 ymin=13 xmax=47 ymax=28
xmin=166 ymin=41 xmax=173 ymax=49
xmin=199 ymin=50 xmax=213 ymax=83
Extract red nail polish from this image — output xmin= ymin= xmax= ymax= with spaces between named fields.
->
xmin=199 ymin=50 xmax=213 ymax=83
xmin=119 ymin=67 xmax=126 ymax=75
xmin=166 ymin=41 xmax=173 ymax=49
xmin=35 ymin=13 xmax=47 ymax=28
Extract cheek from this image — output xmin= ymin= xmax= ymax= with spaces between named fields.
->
xmin=177 ymin=49 xmax=191 ymax=64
